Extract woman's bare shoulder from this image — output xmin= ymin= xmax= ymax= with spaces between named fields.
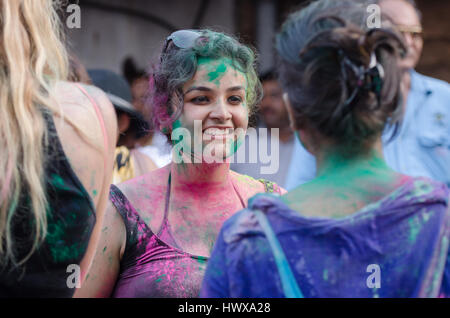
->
xmin=113 ymin=165 xmax=171 ymax=226
xmin=53 ymin=81 xmax=116 ymax=127
xmin=230 ymin=170 xmax=287 ymax=204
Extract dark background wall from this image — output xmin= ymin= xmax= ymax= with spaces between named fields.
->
xmin=415 ymin=0 xmax=450 ymax=82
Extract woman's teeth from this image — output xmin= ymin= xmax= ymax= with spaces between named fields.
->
xmin=203 ymin=128 xmax=231 ymax=135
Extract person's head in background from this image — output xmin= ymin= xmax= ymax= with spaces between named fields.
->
xmin=123 ymin=57 xmax=149 ymax=112
xmin=88 ymin=69 xmax=149 ymax=148
xmin=258 ymin=69 xmax=293 ymax=141
xmin=378 ymin=0 xmax=423 ymax=71
xmin=122 ymin=57 xmax=153 ymax=146
xmin=276 ymin=0 xmax=405 ymax=164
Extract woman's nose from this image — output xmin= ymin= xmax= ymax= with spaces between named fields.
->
xmin=209 ymin=99 xmax=232 ymax=121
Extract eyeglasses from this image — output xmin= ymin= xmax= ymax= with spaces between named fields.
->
xmin=161 ymin=29 xmax=203 ymax=58
xmin=395 ymin=24 xmax=423 ymax=39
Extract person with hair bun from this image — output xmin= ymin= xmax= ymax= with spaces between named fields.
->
xmin=201 ymin=0 xmax=450 ymax=298
xmin=75 ymin=29 xmax=285 ymax=298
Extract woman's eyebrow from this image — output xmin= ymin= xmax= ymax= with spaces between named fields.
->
xmin=227 ymin=86 xmax=245 ymax=92
xmin=183 ymin=86 xmax=212 ymax=94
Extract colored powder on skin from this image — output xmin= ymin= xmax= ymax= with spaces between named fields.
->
xmin=103 ymin=246 xmax=107 ymax=253
xmin=208 ymin=63 xmax=227 ymax=84
xmin=197 ymin=57 xmax=245 ymax=86
xmin=92 ymin=189 xmax=98 ymax=197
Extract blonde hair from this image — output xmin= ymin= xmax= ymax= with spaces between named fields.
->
xmin=0 ymin=0 xmax=69 ymax=265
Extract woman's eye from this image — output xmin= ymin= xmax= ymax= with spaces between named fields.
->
xmin=191 ymin=96 xmax=210 ymax=104
xmin=228 ymin=95 xmax=243 ymax=104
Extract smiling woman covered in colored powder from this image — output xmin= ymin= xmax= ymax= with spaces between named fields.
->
xmin=201 ymin=0 xmax=450 ymax=298
xmin=74 ymin=29 xmax=285 ymax=298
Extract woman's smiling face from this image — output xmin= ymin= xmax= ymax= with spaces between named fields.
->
xmin=173 ymin=57 xmax=249 ymax=162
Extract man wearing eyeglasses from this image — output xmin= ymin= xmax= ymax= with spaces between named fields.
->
xmin=379 ymin=0 xmax=450 ymax=187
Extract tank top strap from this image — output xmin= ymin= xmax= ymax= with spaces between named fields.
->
xmin=109 ymin=184 xmax=147 ymax=250
xmin=156 ymin=173 xmax=182 ymax=248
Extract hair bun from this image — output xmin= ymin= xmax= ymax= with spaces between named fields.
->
xmin=276 ymin=9 xmax=406 ymax=153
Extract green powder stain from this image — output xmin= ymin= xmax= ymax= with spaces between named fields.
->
xmin=45 ymin=209 xmax=86 ymax=263
xmin=198 ymin=56 xmax=243 ymax=86
xmin=92 ymin=189 xmax=98 ymax=197
xmin=422 ymin=211 xmax=431 ymax=222
xmin=103 ymin=246 xmax=107 ymax=253
xmin=283 ymin=150 xmax=401 ymax=215
xmin=155 ymin=274 xmax=166 ymax=283
xmin=207 ymin=62 xmax=227 ymax=85
xmin=323 ymin=269 xmax=329 ymax=281
xmin=408 ymin=217 xmax=421 ymax=243
xmin=51 ymin=174 xmax=71 ymax=191
xmin=372 ymin=288 xmax=380 ymax=298
xmin=102 ymin=226 xmax=108 ymax=233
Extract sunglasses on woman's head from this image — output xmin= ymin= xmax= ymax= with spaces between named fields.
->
xmin=161 ymin=30 xmax=203 ymax=58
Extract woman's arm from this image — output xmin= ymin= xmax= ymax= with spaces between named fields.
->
xmin=53 ymin=81 xmax=118 ymax=289
xmin=73 ymin=200 xmax=126 ymax=297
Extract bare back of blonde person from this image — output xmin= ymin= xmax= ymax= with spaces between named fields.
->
xmin=51 ymin=81 xmax=117 ymax=282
